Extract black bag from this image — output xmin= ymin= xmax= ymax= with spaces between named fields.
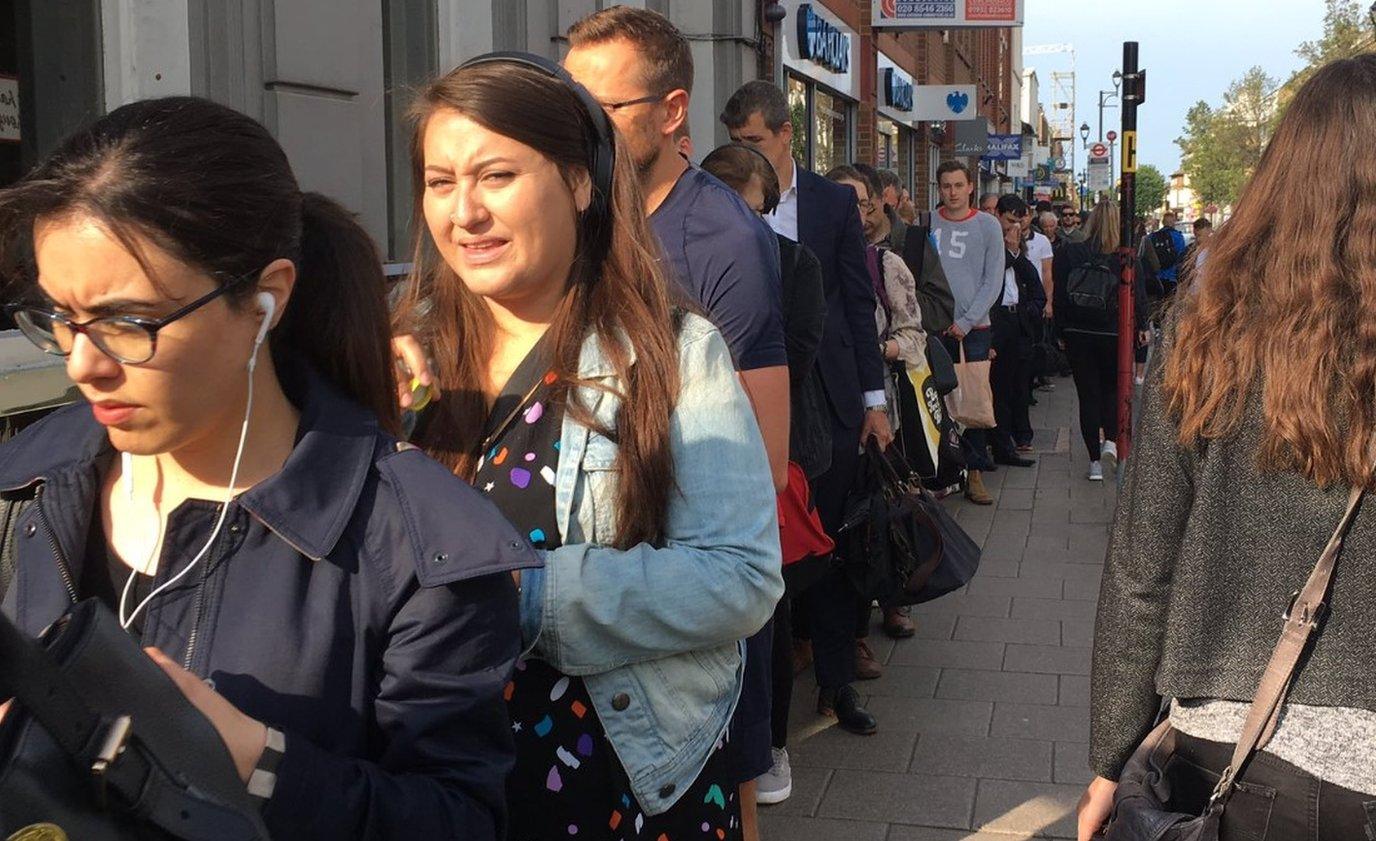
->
xmin=899 ymin=212 xmax=956 ymax=335
xmin=1064 ymin=255 xmax=1120 ymax=332
xmin=925 ymin=334 xmax=958 ymax=396
xmin=838 ymin=444 xmax=981 ymax=606
xmin=0 ymin=599 xmax=271 ymax=841
xmin=1094 ymin=486 xmax=1362 ymax=841
xmin=1148 ymin=228 xmax=1180 ymax=271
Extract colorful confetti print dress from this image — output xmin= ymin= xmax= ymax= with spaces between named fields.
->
xmin=475 ymin=339 xmax=742 ymax=841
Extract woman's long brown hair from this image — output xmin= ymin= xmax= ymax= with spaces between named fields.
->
xmin=394 ymin=62 xmax=681 ymax=548
xmin=1163 ymin=54 xmax=1376 ymax=487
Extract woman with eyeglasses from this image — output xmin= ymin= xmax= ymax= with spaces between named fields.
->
xmin=0 ymin=97 xmax=536 ymax=839
xmin=390 ymin=55 xmax=782 ymax=839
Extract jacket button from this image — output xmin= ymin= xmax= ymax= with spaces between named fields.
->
xmin=508 ymin=540 xmax=522 ymax=551
xmin=658 ymin=783 xmax=675 ymax=798
xmin=433 ymin=552 xmax=449 ymax=565
xmin=611 ymin=693 xmax=631 ymax=711
xmin=23 ymin=522 xmax=36 ymax=537
xmin=228 ymin=522 xmax=243 ymax=534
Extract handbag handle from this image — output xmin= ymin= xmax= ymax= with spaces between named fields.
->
xmin=1209 ymin=485 xmax=1364 ymax=807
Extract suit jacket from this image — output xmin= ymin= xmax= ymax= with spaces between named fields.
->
xmin=795 ymin=168 xmax=885 ymax=431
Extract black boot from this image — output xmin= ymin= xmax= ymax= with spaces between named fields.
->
xmin=817 ymin=685 xmax=878 ymax=735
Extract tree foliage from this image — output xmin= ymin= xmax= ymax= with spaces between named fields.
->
xmin=1286 ymin=0 xmax=1375 ymax=100
xmin=1133 ymin=164 xmax=1167 ymax=218
xmin=1175 ymin=68 xmax=1277 ymax=209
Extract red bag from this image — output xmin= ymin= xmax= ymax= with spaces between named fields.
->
xmin=777 ymin=461 xmax=834 ymax=566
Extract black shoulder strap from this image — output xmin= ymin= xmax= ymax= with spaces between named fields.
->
xmin=0 ymin=497 xmax=27 ymax=605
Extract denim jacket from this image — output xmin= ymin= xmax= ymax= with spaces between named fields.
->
xmin=517 ymin=312 xmax=784 ymax=815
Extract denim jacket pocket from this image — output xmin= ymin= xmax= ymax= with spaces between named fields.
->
xmin=581 ymin=434 xmax=620 ymax=544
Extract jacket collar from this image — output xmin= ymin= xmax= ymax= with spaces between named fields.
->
xmin=0 ymin=362 xmax=379 ymax=562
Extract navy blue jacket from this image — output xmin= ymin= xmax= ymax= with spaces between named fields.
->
xmin=0 ymin=364 xmax=539 ymax=840
xmin=795 ymin=167 xmax=886 ymax=430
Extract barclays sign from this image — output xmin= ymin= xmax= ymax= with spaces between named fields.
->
xmin=883 ymin=67 xmax=914 ymax=112
xmin=797 ymin=4 xmax=851 ymax=75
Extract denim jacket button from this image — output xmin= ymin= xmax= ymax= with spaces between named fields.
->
xmin=658 ymin=783 xmax=675 ymax=798
xmin=611 ymin=692 xmax=631 ymax=711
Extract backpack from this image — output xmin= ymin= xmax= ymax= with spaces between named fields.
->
xmin=1064 ymin=254 xmax=1121 ymax=331
xmin=898 ymin=211 xmax=956 ymax=335
xmin=1148 ymin=228 xmax=1180 ymax=271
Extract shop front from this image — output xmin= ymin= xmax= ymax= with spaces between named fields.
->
xmin=779 ymin=0 xmax=860 ymax=174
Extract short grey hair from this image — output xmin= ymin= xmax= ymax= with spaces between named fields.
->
xmin=877 ymin=169 xmax=902 ymax=193
xmin=721 ymin=80 xmax=790 ymax=131
xmin=1039 ymin=211 xmax=1058 ymax=228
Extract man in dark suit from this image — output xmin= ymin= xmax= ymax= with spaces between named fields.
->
xmin=723 ymin=81 xmax=891 ymax=737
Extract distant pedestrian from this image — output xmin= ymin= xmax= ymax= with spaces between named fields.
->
xmin=1146 ymin=210 xmax=1186 ymax=297
xmin=1051 ymin=199 xmax=1147 ymax=481
xmin=979 ymin=192 xmax=1000 ymax=215
xmin=1080 ymin=55 xmax=1376 ymax=841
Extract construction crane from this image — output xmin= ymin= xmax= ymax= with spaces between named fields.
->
xmin=1026 ymin=43 xmax=1078 ymax=204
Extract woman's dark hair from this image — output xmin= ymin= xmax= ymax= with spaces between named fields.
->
xmin=850 ymin=162 xmax=884 ymax=207
xmin=1165 ymin=54 xmax=1376 ymax=488
xmin=395 ymin=61 xmax=682 ymax=549
xmin=0 ymin=97 xmax=399 ymax=433
xmin=701 ymin=143 xmax=780 ymax=214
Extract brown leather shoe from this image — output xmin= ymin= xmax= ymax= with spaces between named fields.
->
xmin=855 ymin=639 xmax=883 ymax=680
xmin=792 ymin=639 xmax=813 ymax=677
xmin=882 ymin=606 xmax=916 ymax=639
xmin=965 ymin=470 xmax=993 ymax=505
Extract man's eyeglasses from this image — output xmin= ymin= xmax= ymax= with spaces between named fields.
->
xmin=858 ymin=199 xmax=876 ymax=214
xmin=599 ymin=92 xmax=669 ymax=112
xmin=5 ymin=271 xmax=256 ymax=365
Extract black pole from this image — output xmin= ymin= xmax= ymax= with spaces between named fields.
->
xmin=1116 ymin=42 xmax=1143 ymax=462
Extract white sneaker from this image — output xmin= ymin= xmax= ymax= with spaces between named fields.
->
xmin=1101 ymin=441 xmax=1118 ymax=472
xmin=1088 ymin=461 xmax=1104 ymax=482
xmin=756 ymin=747 xmax=792 ymax=805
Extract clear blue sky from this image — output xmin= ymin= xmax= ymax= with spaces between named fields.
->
xmin=1022 ymin=0 xmax=1325 ymax=177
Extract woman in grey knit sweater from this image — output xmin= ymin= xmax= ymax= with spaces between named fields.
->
xmin=1079 ymin=55 xmax=1376 ymax=841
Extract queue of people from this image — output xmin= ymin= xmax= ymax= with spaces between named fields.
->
xmin=1 ymin=4 xmax=1371 ymax=839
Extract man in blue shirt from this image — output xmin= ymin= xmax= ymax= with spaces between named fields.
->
xmin=1150 ymin=211 xmax=1188 ymax=296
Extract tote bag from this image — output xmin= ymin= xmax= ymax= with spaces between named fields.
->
xmin=946 ymin=343 xmax=995 ymax=429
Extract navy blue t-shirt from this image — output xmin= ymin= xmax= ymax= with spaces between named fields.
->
xmin=650 ymin=165 xmax=786 ymax=371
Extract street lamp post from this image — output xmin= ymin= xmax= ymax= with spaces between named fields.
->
xmin=1079 ymin=123 xmax=1090 ymax=207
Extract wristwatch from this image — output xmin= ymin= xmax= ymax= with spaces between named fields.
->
xmin=247 ymin=727 xmax=286 ymax=805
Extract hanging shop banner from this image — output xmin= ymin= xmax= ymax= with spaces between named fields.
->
xmin=981 ymin=134 xmax=1022 ymax=161
xmin=876 ymin=52 xmax=915 ymax=122
xmin=952 ymin=117 xmax=990 ymax=157
xmin=873 ymin=0 xmax=1024 ymax=29
xmin=913 ymin=84 xmax=977 ymax=121
xmin=0 ymin=76 xmax=19 ymax=143
xmin=780 ymin=0 xmax=860 ymax=101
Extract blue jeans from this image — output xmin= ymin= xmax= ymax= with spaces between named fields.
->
xmin=941 ymin=328 xmax=994 ymax=471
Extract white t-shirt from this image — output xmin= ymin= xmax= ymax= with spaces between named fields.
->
xmin=1002 ymin=263 xmax=1019 ymax=307
xmin=1026 ymin=231 xmax=1054 ymax=285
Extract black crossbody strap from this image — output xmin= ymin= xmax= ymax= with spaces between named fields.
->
xmin=0 ymin=498 xmax=26 ymax=604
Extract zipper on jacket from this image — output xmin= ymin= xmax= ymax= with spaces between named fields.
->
xmin=181 ymin=519 xmax=223 ymax=671
xmin=34 ymin=483 xmax=78 ymax=604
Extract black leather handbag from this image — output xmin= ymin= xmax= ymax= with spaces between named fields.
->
xmin=1094 ymin=486 xmax=1362 ymax=841
xmin=839 ymin=443 xmax=981 ymax=606
xmin=0 ymin=598 xmax=270 ymax=841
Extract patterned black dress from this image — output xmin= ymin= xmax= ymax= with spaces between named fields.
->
xmin=475 ymin=339 xmax=742 ymax=841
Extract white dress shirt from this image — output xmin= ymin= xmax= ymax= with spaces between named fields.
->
xmin=1002 ymin=261 xmax=1020 ymax=307
xmin=766 ymin=158 xmax=800 ymax=241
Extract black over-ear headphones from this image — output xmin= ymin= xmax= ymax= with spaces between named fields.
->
xmin=456 ymin=51 xmax=616 ymax=259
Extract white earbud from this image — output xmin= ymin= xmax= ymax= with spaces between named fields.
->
xmin=253 ymin=292 xmax=276 ymax=348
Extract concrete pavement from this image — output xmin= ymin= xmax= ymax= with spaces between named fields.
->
xmin=761 ymin=374 xmax=1116 ymax=840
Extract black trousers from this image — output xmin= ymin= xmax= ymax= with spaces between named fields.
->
xmin=1166 ymin=732 xmax=1376 ymax=841
xmin=795 ymin=419 xmax=862 ymax=691
xmin=990 ymin=306 xmax=1033 ymax=457
xmin=1063 ymin=332 xmax=1119 ymax=462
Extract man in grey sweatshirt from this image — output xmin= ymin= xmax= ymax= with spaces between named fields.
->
xmin=930 ymin=160 xmax=1007 ymax=503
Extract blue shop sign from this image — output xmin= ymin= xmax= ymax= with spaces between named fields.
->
xmin=883 ymin=67 xmax=914 ymax=112
xmin=981 ymin=134 xmax=1023 ymax=161
xmin=797 ymin=4 xmax=851 ymax=74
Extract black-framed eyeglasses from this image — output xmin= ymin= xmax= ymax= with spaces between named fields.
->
xmin=5 ymin=271 xmax=256 ymax=365
xmin=599 ymin=91 xmax=668 ymax=112
xmin=858 ymin=199 xmax=876 ymax=213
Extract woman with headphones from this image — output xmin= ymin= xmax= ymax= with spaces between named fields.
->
xmin=392 ymin=55 xmax=783 ymax=837
xmin=0 ymin=97 xmax=536 ymax=838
